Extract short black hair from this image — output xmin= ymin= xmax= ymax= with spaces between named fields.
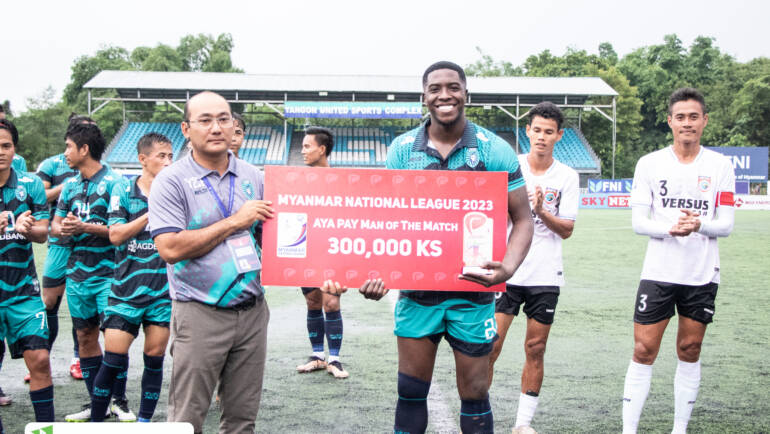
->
xmin=68 ymin=113 xmax=96 ymax=125
xmin=232 ymin=112 xmax=245 ymax=130
xmin=528 ymin=101 xmax=564 ymax=130
xmin=422 ymin=61 xmax=467 ymax=87
xmin=137 ymin=132 xmax=172 ymax=155
xmin=668 ymin=87 xmax=707 ymax=115
xmin=0 ymin=119 xmax=19 ymax=147
xmin=305 ymin=127 xmax=334 ymax=157
xmin=66 ymin=123 xmax=106 ymax=161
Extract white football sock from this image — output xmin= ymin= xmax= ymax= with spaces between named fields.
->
xmin=312 ymin=351 xmax=325 ymax=360
xmin=514 ymin=392 xmax=539 ymax=428
xmin=623 ymin=360 xmax=653 ymax=434
xmin=328 ymin=355 xmax=340 ymax=363
xmin=672 ymin=359 xmax=700 ymax=434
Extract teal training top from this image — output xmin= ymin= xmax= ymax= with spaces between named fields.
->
xmin=55 ymin=165 xmax=124 ymax=283
xmin=108 ymin=177 xmax=169 ymax=306
xmin=0 ymin=168 xmax=48 ymax=306
xmin=386 ymin=119 xmax=525 ymax=306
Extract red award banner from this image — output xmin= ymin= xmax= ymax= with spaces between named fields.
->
xmin=261 ymin=166 xmax=508 ymax=292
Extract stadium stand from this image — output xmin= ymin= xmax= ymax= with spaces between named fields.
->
xmin=326 ymin=127 xmax=395 ymax=167
xmin=105 ymin=122 xmax=290 ymax=167
xmin=237 ymin=125 xmax=291 ymax=166
xmin=105 ymin=122 xmax=598 ymax=173
xmin=105 ymin=122 xmax=186 ymax=165
xmin=493 ymin=127 xmax=601 ymax=171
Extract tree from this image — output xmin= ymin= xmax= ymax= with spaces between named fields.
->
xmin=11 ymin=87 xmax=72 ymax=169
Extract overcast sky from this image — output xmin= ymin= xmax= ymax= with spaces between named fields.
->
xmin=3 ymin=0 xmax=766 ymax=112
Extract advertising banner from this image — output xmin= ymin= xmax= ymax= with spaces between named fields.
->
xmin=261 ymin=166 xmax=509 ymax=291
xmin=708 ymin=146 xmax=768 ymax=181
xmin=284 ymin=101 xmax=423 ymax=119
xmin=734 ymin=194 xmax=770 ymax=210
xmin=579 ymin=193 xmax=631 ymax=209
xmin=587 ymin=178 xmax=633 ymax=194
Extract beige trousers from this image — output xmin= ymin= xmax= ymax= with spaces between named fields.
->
xmin=167 ymin=299 xmax=269 ymax=434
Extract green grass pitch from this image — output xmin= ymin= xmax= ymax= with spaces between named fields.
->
xmin=1 ymin=210 xmax=768 ymax=433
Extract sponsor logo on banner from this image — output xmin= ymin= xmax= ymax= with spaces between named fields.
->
xmin=733 ymin=194 xmax=770 ymax=210
xmin=580 ymin=193 xmax=631 ymax=209
xmin=26 ymin=422 xmax=194 ymax=433
xmin=708 ymin=146 xmax=769 ymax=181
xmin=277 ymin=212 xmax=308 ymax=258
xmin=698 ymin=176 xmax=711 ymax=192
xmin=588 ymin=179 xmax=633 ymax=194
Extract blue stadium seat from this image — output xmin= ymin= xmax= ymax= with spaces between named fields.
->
xmin=107 ymin=122 xmax=291 ymax=166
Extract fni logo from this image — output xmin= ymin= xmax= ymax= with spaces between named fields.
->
xmin=31 ymin=426 xmax=53 ymax=434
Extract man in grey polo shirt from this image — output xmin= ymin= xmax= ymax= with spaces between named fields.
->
xmin=148 ymin=91 xmax=274 ymax=433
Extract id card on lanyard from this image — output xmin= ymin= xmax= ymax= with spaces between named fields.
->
xmin=203 ymin=174 xmax=261 ymax=273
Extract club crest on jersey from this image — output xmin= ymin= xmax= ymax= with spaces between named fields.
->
xmin=698 ymin=176 xmax=711 ymax=192
xmin=466 ymin=148 xmax=480 ymax=168
xmin=15 ymin=186 xmax=27 ymax=201
xmin=97 ymin=181 xmax=107 ymax=195
xmin=544 ymin=187 xmax=558 ymax=204
xmin=241 ymin=180 xmax=255 ymax=199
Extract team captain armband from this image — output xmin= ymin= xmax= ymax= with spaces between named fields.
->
xmin=716 ymin=191 xmax=734 ymax=207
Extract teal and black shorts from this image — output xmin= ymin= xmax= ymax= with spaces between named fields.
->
xmin=394 ymin=296 xmax=497 ymax=357
xmin=102 ymin=298 xmax=171 ymax=338
xmin=43 ymin=244 xmax=71 ymax=288
xmin=0 ymin=297 xmax=49 ymax=358
xmin=66 ymin=278 xmax=111 ymax=330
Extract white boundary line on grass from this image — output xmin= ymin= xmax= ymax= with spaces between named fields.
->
xmin=387 ymin=290 xmax=458 ymax=433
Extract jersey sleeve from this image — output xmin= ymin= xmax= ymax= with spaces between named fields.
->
xmin=35 ymin=158 xmax=53 ymax=184
xmin=108 ymin=182 xmax=131 ymax=226
xmin=559 ymin=169 xmax=579 ymax=221
xmin=29 ymin=177 xmax=49 ymax=221
xmin=12 ymin=155 xmax=27 ymax=172
xmin=487 ymin=136 xmax=524 ymax=192
xmin=55 ymin=181 xmax=73 ymax=218
xmin=148 ymin=172 xmax=187 ymax=238
xmin=385 ymin=139 xmax=406 ymax=170
xmin=716 ymin=155 xmax=736 ymax=207
xmin=630 ymin=156 xmax=653 ymax=208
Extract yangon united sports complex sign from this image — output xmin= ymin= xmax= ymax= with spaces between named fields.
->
xmin=284 ymin=101 xmax=423 ymax=119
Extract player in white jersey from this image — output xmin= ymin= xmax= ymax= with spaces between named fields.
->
xmin=622 ymin=88 xmax=735 ymax=434
xmin=487 ymin=102 xmax=579 ymax=434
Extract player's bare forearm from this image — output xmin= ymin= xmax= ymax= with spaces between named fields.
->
xmin=109 ymin=214 xmax=148 ymax=246
xmin=24 ymin=219 xmax=50 ymax=243
xmin=50 ymin=215 xmax=64 ymax=238
xmin=82 ymin=222 xmax=110 ymax=238
xmin=155 ymin=218 xmax=239 ymax=264
xmin=504 ymin=186 xmax=534 ymax=276
xmin=44 ymin=183 xmax=65 ymax=204
xmin=536 ymin=209 xmax=574 ymax=239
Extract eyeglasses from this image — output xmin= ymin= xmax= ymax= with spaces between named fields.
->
xmin=186 ymin=115 xmax=234 ymax=129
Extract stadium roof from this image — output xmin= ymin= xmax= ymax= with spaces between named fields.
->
xmin=84 ymin=70 xmax=618 ymax=106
